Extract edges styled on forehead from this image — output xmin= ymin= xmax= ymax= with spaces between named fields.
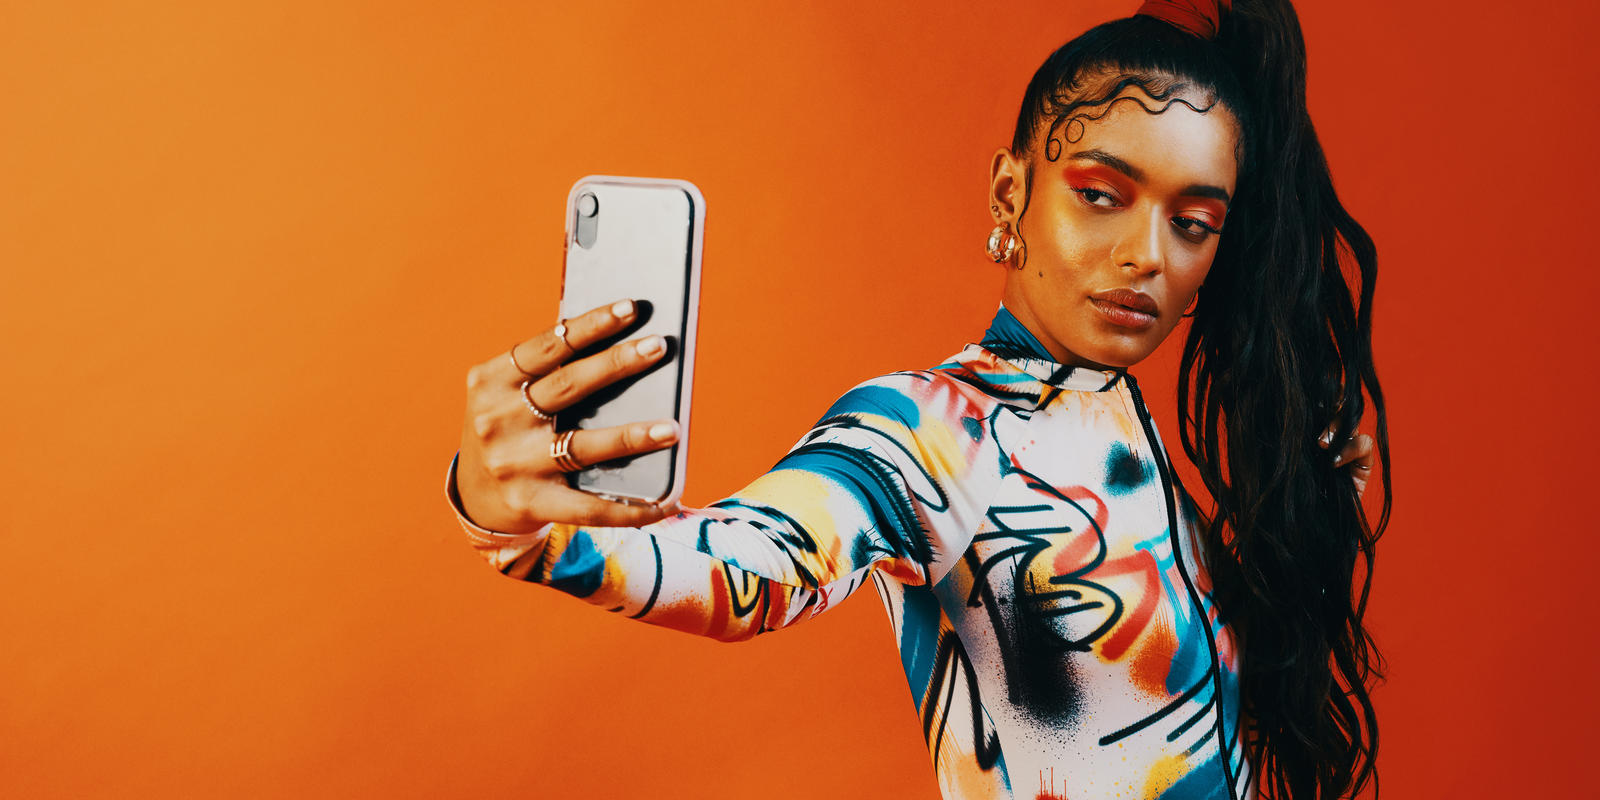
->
xmin=1033 ymin=72 xmax=1228 ymax=163
xmin=1012 ymin=15 xmax=1251 ymax=173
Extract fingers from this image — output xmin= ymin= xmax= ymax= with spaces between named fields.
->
xmin=1317 ymin=417 xmax=1361 ymax=449
xmin=480 ymin=417 xmax=678 ymax=482
xmin=525 ymin=334 xmax=668 ymax=414
xmin=567 ymin=419 xmax=680 ymax=467
xmin=506 ymin=298 xmax=640 ymax=382
xmin=1315 ymin=420 xmax=1374 ymax=498
xmin=1332 ymin=432 xmax=1375 ymax=499
xmin=535 ymin=484 xmax=679 ymax=528
xmin=465 ymin=418 xmax=680 ymax=530
xmin=1331 ymin=433 xmax=1374 ymax=470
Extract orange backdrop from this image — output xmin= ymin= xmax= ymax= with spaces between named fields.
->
xmin=4 ymin=1 xmax=1596 ymax=798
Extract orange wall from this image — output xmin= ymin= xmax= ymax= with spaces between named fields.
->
xmin=3 ymin=2 xmax=1595 ymax=798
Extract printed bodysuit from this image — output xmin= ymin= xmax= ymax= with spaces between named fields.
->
xmin=446 ymin=306 xmax=1253 ymax=800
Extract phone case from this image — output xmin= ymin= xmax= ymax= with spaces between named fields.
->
xmin=556 ymin=175 xmax=704 ymax=507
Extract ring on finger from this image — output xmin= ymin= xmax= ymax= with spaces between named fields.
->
xmin=509 ymin=343 xmax=537 ymax=378
xmin=550 ymin=429 xmax=583 ymax=473
xmin=520 ymin=379 xmax=556 ymax=422
xmin=552 ymin=319 xmax=573 ymax=352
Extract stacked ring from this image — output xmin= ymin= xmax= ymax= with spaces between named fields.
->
xmin=550 ymin=429 xmax=583 ymax=473
xmin=520 ymin=379 xmax=556 ymax=422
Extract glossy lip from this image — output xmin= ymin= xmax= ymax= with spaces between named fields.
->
xmin=1088 ymin=288 xmax=1160 ymax=330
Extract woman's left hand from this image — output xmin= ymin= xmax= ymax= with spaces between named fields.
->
xmin=1318 ymin=423 xmax=1374 ymax=498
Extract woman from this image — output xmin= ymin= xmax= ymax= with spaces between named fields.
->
xmin=448 ymin=1 xmax=1389 ymax=798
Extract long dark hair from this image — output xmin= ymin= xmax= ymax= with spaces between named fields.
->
xmin=1009 ymin=3 xmax=1391 ymax=798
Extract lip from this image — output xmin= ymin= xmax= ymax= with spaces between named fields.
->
xmin=1088 ymin=288 xmax=1159 ymax=330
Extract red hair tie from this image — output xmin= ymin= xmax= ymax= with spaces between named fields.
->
xmin=1135 ymin=0 xmax=1231 ymax=40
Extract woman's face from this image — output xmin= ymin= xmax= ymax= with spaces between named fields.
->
xmin=990 ymin=83 xmax=1240 ymax=370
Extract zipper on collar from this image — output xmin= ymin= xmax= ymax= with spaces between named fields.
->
xmin=1125 ymin=373 xmax=1241 ymax=800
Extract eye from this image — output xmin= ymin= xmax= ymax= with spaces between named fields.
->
xmin=1071 ymin=186 xmax=1119 ymax=208
xmin=1172 ymin=215 xmax=1222 ymax=241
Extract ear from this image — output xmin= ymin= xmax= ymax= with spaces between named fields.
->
xmin=988 ymin=147 xmax=1029 ymax=224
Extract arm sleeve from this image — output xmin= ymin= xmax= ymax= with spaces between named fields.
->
xmin=446 ymin=371 xmax=988 ymax=642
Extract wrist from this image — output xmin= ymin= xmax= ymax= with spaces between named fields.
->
xmin=446 ymin=453 xmax=548 ymax=539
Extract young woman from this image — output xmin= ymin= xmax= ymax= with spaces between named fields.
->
xmin=448 ymin=1 xmax=1390 ymax=798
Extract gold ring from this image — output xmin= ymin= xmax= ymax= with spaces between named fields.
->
xmin=521 ymin=379 xmax=555 ymax=422
xmin=550 ymin=429 xmax=583 ymax=473
xmin=508 ymin=343 xmax=536 ymax=378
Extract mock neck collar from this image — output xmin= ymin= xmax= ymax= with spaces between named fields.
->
xmin=981 ymin=303 xmax=1055 ymax=362
xmin=976 ymin=304 xmax=1127 ymax=393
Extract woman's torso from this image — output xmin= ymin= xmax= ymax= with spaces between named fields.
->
xmin=867 ymin=329 xmax=1252 ymax=800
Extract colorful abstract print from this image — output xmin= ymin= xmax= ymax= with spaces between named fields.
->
xmin=449 ymin=310 xmax=1253 ymax=800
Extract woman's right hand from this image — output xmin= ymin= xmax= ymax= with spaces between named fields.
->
xmin=456 ymin=299 xmax=681 ymax=535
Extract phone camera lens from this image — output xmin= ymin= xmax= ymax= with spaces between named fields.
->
xmin=577 ymin=192 xmax=599 ymax=218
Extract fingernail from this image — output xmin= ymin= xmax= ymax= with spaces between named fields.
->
xmin=636 ymin=336 xmax=665 ymax=357
xmin=649 ymin=421 xmax=677 ymax=442
xmin=612 ymin=299 xmax=635 ymax=318
xmin=1331 ymin=452 xmax=1345 ymax=467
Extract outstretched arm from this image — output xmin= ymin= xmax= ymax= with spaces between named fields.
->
xmin=449 ymin=369 xmax=979 ymax=642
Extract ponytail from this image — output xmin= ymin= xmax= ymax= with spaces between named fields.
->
xmin=1185 ymin=1 xmax=1389 ymax=797
xmin=1011 ymin=2 xmax=1391 ymax=797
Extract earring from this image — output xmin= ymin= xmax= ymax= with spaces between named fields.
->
xmin=986 ymin=222 xmax=1021 ymax=265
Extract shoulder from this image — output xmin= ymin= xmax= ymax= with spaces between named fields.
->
xmin=808 ymin=353 xmax=1032 ymax=461
xmin=817 ymin=355 xmax=988 ymax=431
xmin=818 ymin=371 xmax=931 ymax=427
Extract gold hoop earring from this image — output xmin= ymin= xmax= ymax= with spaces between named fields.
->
xmin=986 ymin=222 xmax=1021 ymax=265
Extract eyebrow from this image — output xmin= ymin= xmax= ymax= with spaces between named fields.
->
xmin=1066 ymin=148 xmax=1232 ymax=206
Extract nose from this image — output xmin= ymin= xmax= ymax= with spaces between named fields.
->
xmin=1111 ymin=206 xmax=1169 ymax=277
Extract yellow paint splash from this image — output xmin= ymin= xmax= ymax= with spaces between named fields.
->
xmin=1142 ymin=754 xmax=1187 ymax=799
xmin=916 ymin=419 xmax=966 ymax=482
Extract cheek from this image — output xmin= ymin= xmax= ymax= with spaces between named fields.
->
xmin=1060 ymin=216 xmax=1119 ymax=259
xmin=1172 ymin=254 xmax=1215 ymax=294
xmin=1153 ymin=261 xmax=1212 ymax=322
xmin=1035 ymin=228 xmax=1108 ymax=283
xmin=1034 ymin=199 xmax=1110 ymax=263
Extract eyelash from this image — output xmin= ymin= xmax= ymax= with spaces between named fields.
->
xmin=1070 ymin=187 xmax=1223 ymax=239
xmin=1072 ymin=187 xmax=1119 ymax=208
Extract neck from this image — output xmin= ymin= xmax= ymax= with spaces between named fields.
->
xmin=999 ymin=285 xmax=1114 ymax=371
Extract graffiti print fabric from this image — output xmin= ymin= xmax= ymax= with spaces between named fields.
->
xmin=447 ymin=306 xmax=1252 ymax=800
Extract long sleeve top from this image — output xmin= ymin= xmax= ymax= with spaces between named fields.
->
xmin=446 ymin=306 xmax=1253 ymax=800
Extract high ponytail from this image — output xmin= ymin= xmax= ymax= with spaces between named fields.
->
xmin=1011 ymin=2 xmax=1391 ymax=797
xmin=1189 ymin=2 xmax=1389 ymax=797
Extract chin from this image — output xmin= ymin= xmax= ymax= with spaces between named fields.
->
xmin=1078 ymin=339 xmax=1158 ymax=370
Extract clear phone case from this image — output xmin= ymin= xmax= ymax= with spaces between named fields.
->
xmin=556 ymin=175 xmax=704 ymax=506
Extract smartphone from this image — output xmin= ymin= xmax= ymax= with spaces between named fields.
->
xmin=556 ymin=175 xmax=704 ymax=507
